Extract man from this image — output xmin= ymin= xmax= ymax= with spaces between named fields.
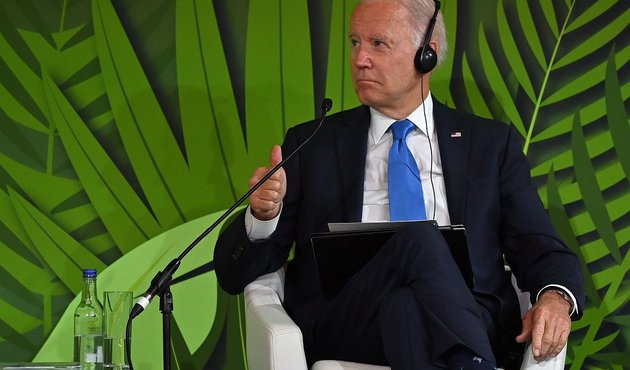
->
xmin=214 ymin=0 xmax=584 ymax=369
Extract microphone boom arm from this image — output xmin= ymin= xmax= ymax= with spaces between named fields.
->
xmin=129 ymin=98 xmax=333 ymax=319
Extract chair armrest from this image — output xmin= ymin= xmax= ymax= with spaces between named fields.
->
xmin=244 ymin=269 xmax=308 ymax=370
xmin=521 ymin=343 xmax=566 ymax=370
xmin=511 ymin=275 xmax=567 ymax=370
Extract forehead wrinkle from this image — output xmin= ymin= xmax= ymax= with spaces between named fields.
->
xmin=350 ymin=4 xmax=414 ymax=47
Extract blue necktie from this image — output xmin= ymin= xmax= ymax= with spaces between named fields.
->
xmin=388 ymin=119 xmax=427 ymax=221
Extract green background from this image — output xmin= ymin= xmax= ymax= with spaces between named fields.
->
xmin=0 ymin=0 xmax=628 ymax=368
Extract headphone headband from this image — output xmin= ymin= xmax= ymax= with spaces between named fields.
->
xmin=414 ymin=0 xmax=440 ymax=74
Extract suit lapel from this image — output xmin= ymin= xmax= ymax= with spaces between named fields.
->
xmin=434 ymin=101 xmax=469 ymax=225
xmin=334 ymin=106 xmax=371 ymax=222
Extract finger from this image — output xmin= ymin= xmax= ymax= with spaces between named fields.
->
xmin=537 ymin=319 xmax=557 ymax=361
xmin=249 ymin=169 xmax=286 ymax=196
xmin=515 ymin=314 xmax=532 ymax=343
xmin=249 ymin=174 xmax=283 ymax=193
xmin=252 ymin=198 xmax=280 ymax=213
xmin=270 ymin=145 xmax=283 ymax=167
xmin=530 ymin=316 xmax=546 ymax=359
xmin=546 ymin=319 xmax=570 ymax=359
xmin=252 ymin=188 xmax=284 ymax=216
xmin=252 ymin=188 xmax=284 ymax=203
xmin=550 ymin=327 xmax=569 ymax=358
xmin=249 ymin=167 xmax=271 ymax=185
xmin=249 ymin=169 xmax=281 ymax=217
xmin=268 ymin=146 xmax=287 ymax=185
xmin=255 ymin=187 xmax=283 ymax=209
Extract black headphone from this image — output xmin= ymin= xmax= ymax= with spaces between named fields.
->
xmin=414 ymin=0 xmax=441 ymax=74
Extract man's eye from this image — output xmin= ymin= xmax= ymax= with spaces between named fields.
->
xmin=350 ymin=39 xmax=359 ymax=47
xmin=374 ymin=40 xmax=384 ymax=47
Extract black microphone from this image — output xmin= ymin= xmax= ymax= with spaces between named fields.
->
xmin=130 ymin=259 xmax=179 ymax=318
xmin=129 ymin=98 xmax=333 ymax=319
xmin=321 ymin=98 xmax=333 ymax=113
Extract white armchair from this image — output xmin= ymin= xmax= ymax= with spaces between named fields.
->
xmin=243 ymin=269 xmax=566 ymax=370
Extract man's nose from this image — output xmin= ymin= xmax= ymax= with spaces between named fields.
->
xmin=353 ymin=47 xmax=371 ymax=68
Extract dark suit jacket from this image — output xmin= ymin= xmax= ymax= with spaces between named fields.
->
xmin=214 ymin=100 xmax=584 ymax=345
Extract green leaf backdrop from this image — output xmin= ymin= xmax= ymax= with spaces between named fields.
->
xmin=0 ymin=0 xmax=628 ymax=369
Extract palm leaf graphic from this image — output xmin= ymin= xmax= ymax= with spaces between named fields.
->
xmin=0 ymin=0 xmax=112 ymax=359
xmin=44 ymin=72 xmax=163 ymax=253
xmin=449 ymin=1 xmax=630 ymax=368
xmin=561 ymin=53 xmax=630 ymax=369
xmin=175 ymin=0 xmax=240 ymax=201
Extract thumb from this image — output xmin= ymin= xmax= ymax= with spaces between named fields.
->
xmin=516 ymin=314 xmax=532 ymax=343
xmin=270 ymin=145 xmax=283 ymax=167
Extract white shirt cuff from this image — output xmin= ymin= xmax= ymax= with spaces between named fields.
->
xmin=244 ymin=203 xmax=282 ymax=241
xmin=537 ymin=284 xmax=578 ymax=316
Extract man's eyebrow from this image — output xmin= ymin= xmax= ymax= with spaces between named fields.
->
xmin=348 ymin=32 xmax=392 ymax=42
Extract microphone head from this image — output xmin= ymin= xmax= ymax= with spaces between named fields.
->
xmin=321 ymin=98 xmax=333 ymax=112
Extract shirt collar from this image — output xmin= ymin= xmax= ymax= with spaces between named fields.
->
xmin=369 ymin=93 xmax=435 ymax=144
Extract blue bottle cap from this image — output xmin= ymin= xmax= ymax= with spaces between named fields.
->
xmin=83 ymin=269 xmax=97 ymax=278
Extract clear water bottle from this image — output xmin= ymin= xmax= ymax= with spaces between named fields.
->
xmin=74 ymin=268 xmax=104 ymax=370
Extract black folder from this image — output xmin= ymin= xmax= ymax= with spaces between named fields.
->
xmin=310 ymin=221 xmax=474 ymax=298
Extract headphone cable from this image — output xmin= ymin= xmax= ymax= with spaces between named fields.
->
xmin=420 ymin=77 xmax=437 ymax=221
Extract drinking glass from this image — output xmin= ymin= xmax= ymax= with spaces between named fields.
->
xmin=103 ymin=291 xmax=132 ymax=370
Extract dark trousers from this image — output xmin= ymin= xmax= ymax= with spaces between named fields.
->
xmin=311 ymin=222 xmax=496 ymax=369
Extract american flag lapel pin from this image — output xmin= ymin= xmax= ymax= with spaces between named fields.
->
xmin=450 ymin=131 xmax=462 ymax=138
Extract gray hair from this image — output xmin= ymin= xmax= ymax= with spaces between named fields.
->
xmin=359 ymin=0 xmax=448 ymax=65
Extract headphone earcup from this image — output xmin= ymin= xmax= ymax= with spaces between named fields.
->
xmin=414 ymin=46 xmax=437 ymax=74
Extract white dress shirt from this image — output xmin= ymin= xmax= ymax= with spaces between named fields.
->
xmin=362 ymin=94 xmax=450 ymax=225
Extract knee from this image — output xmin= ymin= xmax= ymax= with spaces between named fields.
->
xmin=389 ymin=222 xmax=450 ymax=259
xmin=395 ymin=222 xmax=442 ymax=245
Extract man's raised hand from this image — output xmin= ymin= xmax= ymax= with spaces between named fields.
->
xmin=248 ymin=145 xmax=287 ymax=221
